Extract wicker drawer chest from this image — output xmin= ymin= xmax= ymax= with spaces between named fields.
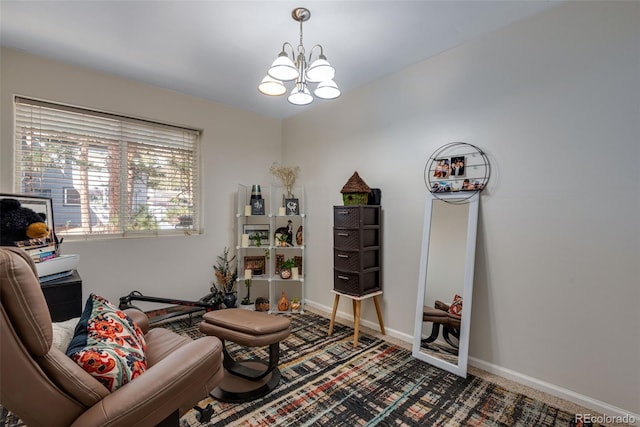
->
xmin=333 ymin=205 xmax=382 ymax=296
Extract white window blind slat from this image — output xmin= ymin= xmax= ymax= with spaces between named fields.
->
xmin=14 ymin=97 xmax=201 ymax=238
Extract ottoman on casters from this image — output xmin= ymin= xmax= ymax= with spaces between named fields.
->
xmin=199 ymin=308 xmax=291 ymax=403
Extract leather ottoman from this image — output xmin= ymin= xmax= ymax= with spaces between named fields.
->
xmin=200 ymin=308 xmax=291 ymax=402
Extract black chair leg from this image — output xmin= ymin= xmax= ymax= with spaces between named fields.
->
xmin=421 ymin=322 xmax=441 ymax=345
xmin=194 ymin=403 xmax=214 ymax=423
xmin=221 ymin=340 xmax=280 ymax=381
xmin=155 ymin=410 xmax=179 ymax=427
xmin=442 ymin=326 xmax=460 ymax=349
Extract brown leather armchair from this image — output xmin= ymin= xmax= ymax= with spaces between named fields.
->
xmin=0 ymin=247 xmax=224 ymax=427
xmin=422 ymin=300 xmax=461 ymax=350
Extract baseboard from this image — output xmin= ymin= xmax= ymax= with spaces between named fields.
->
xmin=468 ymin=357 xmax=639 ymax=426
xmin=304 ymin=300 xmax=638 ymax=426
xmin=303 ymin=300 xmax=414 ymax=343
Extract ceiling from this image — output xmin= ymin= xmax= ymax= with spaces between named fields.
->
xmin=0 ymin=1 xmax=559 ymax=120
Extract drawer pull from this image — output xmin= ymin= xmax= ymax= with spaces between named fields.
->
xmin=337 ymin=275 xmax=350 ymax=280
xmin=337 ymin=210 xmax=350 ymax=215
xmin=337 ymin=254 xmax=349 ymax=258
xmin=337 ymin=233 xmax=350 ymax=237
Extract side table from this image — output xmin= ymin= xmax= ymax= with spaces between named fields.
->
xmin=40 ymin=271 xmax=83 ymax=322
xmin=328 ymin=290 xmax=385 ymax=347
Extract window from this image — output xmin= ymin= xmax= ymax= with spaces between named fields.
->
xmin=63 ymin=187 xmax=81 ymax=206
xmin=14 ymin=97 xmax=201 ymax=239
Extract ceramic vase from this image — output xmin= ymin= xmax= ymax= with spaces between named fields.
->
xmin=223 ymin=292 xmax=237 ymax=309
xmin=277 ymin=290 xmax=289 ymax=311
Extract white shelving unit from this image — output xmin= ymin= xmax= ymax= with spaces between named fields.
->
xmin=235 ymin=184 xmax=305 ymax=314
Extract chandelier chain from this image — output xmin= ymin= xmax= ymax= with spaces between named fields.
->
xmin=298 ymin=19 xmax=305 ymax=55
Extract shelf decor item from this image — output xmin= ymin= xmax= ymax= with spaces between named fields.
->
xmin=340 ymin=171 xmax=371 ymax=205
xmin=279 ymin=258 xmax=297 ymax=279
xmin=296 ymin=226 xmax=303 ymax=246
xmin=250 ymin=184 xmax=265 ymax=215
xmin=285 ymin=198 xmax=299 ymax=215
xmin=278 ymin=290 xmax=290 ymax=311
xmin=290 ymin=297 xmax=301 ymax=313
xmin=251 ymin=199 xmax=265 ymax=216
xmin=241 ymin=278 xmax=253 ymax=306
xmin=295 ymin=256 xmax=303 ymax=274
xmin=255 ymin=296 xmax=269 ymax=312
xmin=277 ymin=233 xmax=289 ymax=247
xmin=243 ymin=224 xmax=270 ymax=247
xmin=243 ymin=256 xmax=266 ymax=276
xmin=269 ymin=162 xmax=300 ymax=198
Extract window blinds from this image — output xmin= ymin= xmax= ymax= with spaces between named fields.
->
xmin=14 ymin=97 xmax=200 ymax=238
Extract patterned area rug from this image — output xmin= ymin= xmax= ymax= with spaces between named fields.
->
xmin=1 ymin=311 xmax=596 ymax=427
xmin=171 ymin=312 xmax=584 ymax=427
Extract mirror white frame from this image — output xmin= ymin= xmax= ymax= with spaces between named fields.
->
xmin=412 ymin=191 xmax=479 ymax=377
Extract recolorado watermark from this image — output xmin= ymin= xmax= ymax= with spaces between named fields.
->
xmin=573 ymin=413 xmax=637 ymax=425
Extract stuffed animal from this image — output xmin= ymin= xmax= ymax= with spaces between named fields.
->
xmin=0 ymin=198 xmax=50 ymax=246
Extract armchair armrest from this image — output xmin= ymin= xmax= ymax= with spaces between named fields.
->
xmin=123 ymin=308 xmax=149 ymax=334
xmin=434 ymin=300 xmax=450 ymax=312
xmin=71 ymin=336 xmax=223 ymax=427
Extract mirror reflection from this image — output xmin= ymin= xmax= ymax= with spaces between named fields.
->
xmin=413 ymin=192 xmax=479 ymax=377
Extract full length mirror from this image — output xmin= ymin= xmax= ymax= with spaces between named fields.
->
xmin=412 ymin=192 xmax=479 ymax=377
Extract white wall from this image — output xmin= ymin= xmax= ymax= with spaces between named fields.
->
xmin=282 ymin=1 xmax=639 ymax=418
xmin=1 ymin=48 xmax=283 ymax=306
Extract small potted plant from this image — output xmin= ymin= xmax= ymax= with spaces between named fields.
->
xmin=277 ymin=233 xmax=289 ymax=247
xmin=290 ymin=296 xmax=301 ymax=313
xmin=249 ymin=232 xmax=262 ymax=247
xmin=213 ymin=247 xmax=237 ymax=308
xmin=279 ymin=258 xmax=296 ymax=279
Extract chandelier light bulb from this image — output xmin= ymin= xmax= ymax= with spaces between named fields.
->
xmin=314 ymin=79 xmax=341 ymax=100
xmin=306 ymin=55 xmax=335 ymax=82
xmin=268 ymin=52 xmax=299 ymax=81
xmin=258 ymin=75 xmax=287 ymax=96
xmin=288 ymin=83 xmax=314 ymax=105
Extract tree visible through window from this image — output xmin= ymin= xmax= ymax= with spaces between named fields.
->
xmin=14 ymin=97 xmax=200 ymax=238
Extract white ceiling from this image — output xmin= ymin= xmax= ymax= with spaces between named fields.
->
xmin=0 ymin=1 xmax=560 ymax=119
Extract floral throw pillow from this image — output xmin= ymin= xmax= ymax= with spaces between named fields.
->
xmin=448 ymin=294 xmax=463 ymax=316
xmin=66 ymin=294 xmax=147 ymax=391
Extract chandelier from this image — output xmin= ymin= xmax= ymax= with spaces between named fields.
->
xmin=258 ymin=7 xmax=341 ymax=105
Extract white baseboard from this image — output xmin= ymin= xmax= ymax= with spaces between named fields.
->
xmin=303 ymin=300 xmax=414 ymax=343
xmin=468 ymin=357 xmax=640 ymax=427
xmin=304 ymin=299 xmax=639 ymax=426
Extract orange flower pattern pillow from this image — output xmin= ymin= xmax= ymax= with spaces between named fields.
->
xmin=66 ymin=294 xmax=146 ymax=391
xmin=448 ymin=294 xmax=463 ymax=316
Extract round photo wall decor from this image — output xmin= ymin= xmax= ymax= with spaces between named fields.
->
xmin=424 ymin=142 xmax=491 ymax=203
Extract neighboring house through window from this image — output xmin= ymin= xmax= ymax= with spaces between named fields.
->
xmin=14 ymin=97 xmax=201 ymax=238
